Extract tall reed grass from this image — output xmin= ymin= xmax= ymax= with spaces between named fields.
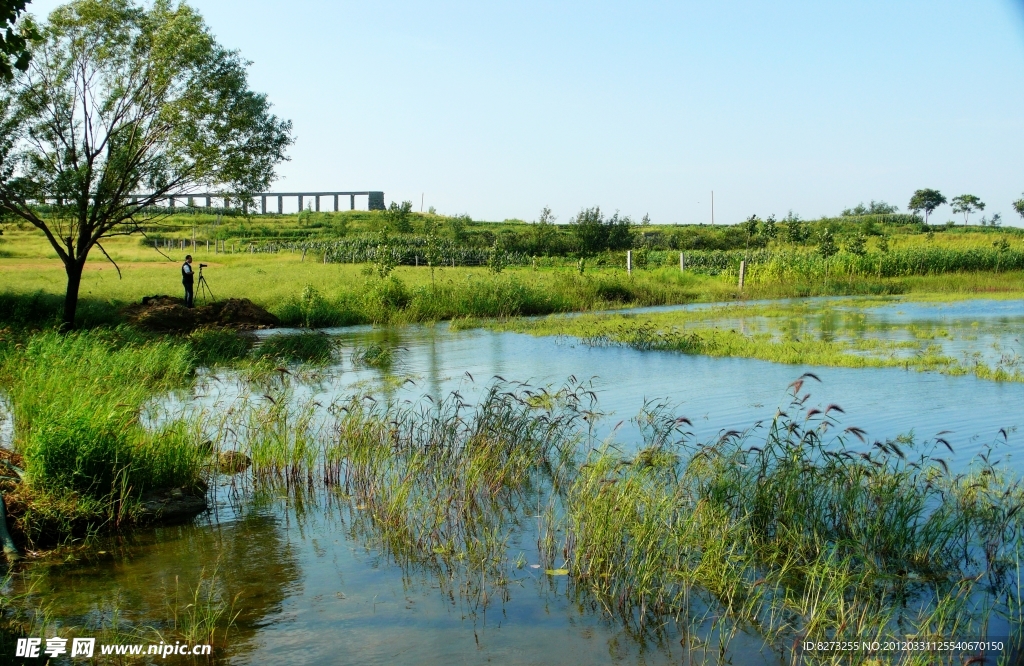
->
xmin=193 ymin=369 xmax=1024 ymax=662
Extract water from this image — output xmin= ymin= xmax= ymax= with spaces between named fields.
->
xmin=11 ymin=297 xmax=1024 ymax=664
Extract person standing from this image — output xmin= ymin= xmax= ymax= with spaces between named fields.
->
xmin=182 ymin=255 xmax=195 ymax=308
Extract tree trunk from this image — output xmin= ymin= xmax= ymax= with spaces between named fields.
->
xmin=62 ymin=259 xmax=85 ymax=330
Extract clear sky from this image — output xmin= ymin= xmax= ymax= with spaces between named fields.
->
xmin=23 ymin=0 xmax=1024 ymax=224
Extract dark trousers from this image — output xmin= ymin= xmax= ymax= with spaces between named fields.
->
xmin=184 ymin=283 xmax=194 ymax=308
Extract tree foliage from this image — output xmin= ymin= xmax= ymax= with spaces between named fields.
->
xmin=384 ymin=200 xmax=413 ymax=233
xmin=908 ymin=189 xmax=946 ymax=224
xmin=950 ymin=194 xmax=984 ymax=226
xmin=0 ymin=0 xmax=36 ymax=81
xmin=817 ymin=227 xmax=837 ymax=259
xmin=570 ymin=206 xmax=633 ymax=256
xmin=842 ymin=200 xmax=898 ymax=216
xmin=0 ymin=0 xmax=293 ymax=327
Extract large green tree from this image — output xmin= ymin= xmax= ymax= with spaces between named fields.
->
xmin=1012 ymin=195 xmax=1024 ymax=222
xmin=950 ymin=194 xmax=984 ymax=226
xmin=0 ymin=0 xmax=34 ymax=81
xmin=0 ymin=0 xmax=292 ymax=328
xmin=908 ymin=189 xmax=946 ymax=225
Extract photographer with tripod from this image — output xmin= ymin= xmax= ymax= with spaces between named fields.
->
xmin=181 ymin=255 xmax=213 ymax=308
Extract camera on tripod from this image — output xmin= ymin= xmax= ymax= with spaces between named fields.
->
xmin=195 ymin=264 xmax=214 ymax=303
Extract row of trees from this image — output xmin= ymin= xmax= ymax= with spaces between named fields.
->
xmin=841 ymin=190 xmax=1024 ymax=227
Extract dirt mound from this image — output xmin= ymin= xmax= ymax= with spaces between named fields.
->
xmin=123 ymin=296 xmax=279 ymax=332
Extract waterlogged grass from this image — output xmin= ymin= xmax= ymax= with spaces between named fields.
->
xmin=566 ymin=384 xmax=1024 ymax=661
xmin=489 ymin=297 xmax=1024 ymax=382
xmin=177 ymin=373 xmax=1024 ymax=663
xmin=2 ymin=312 xmax=1023 ymax=659
xmin=253 ymin=331 xmax=336 ymax=364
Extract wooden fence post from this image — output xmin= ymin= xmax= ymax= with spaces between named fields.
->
xmin=627 ymin=250 xmax=632 ymax=275
xmin=680 ymin=252 xmax=685 ymax=272
xmin=739 ymin=260 xmax=746 ymax=290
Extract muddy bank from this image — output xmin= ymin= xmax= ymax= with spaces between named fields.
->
xmin=122 ymin=296 xmax=279 ymax=332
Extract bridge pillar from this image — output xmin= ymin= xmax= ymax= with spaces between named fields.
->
xmin=334 ymin=194 xmax=338 ymax=212
xmin=169 ymin=197 xmax=175 ymax=208
xmin=187 ymin=196 xmax=193 ymax=207
xmin=298 ymin=194 xmax=303 ymax=211
xmin=315 ymin=195 xmax=320 ymax=212
xmin=261 ymin=195 xmax=267 ymax=214
xmin=350 ymin=194 xmax=355 ymax=210
xmin=278 ymin=195 xmax=283 ymax=214
xmin=206 ymin=196 xmax=211 ymax=207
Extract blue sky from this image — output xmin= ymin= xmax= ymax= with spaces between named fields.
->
xmin=25 ymin=0 xmax=1024 ymax=224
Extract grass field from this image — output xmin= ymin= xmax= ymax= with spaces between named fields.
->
xmin=2 ymin=222 xmax=1023 ymax=329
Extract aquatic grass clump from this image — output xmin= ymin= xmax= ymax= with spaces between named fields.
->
xmin=350 ymin=343 xmax=395 ymax=369
xmin=564 ymin=377 xmax=1024 ymax=661
xmin=495 ymin=301 xmax=1024 ymax=383
xmin=188 ymin=328 xmax=254 ymax=366
xmin=328 ymin=380 xmax=592 ymax=566
xmin=253 ymin=332 xmax=335 ymax=364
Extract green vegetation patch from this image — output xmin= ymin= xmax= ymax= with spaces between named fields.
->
xmin=492 ymin=298 xmax=1024 ymax=382
xmin=254 ymin=332 xmax=335 ymax=364
xmin=0 ymin=330 xmax=207 ymax=546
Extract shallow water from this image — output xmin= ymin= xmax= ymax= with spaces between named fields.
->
xmin=12 ymin=297 xmax=1024 ymax=665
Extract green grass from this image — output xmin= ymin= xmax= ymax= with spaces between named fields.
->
xmin=253 ymin=331 xmax=335 ymax=364
xmin=0 ymin=329 xmax=210 ymax=546
xmin=2 ymin=224 xmax=1023 ymax=332
xmin=2 ymin=318 xmax=1022 ymax=658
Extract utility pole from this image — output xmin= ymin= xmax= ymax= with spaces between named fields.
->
xmin=712 ymin=190 xmax=715 ymax=225
xmin=421 ymin=193 xmax=424 ymax=213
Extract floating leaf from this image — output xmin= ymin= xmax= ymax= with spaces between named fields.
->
xmin=545 ymin=568 xmax=569 ymax=576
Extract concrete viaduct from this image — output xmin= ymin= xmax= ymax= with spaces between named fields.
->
xmin=128 ymin=191 xmax=386 ymax=213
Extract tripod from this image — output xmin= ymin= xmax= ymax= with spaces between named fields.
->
xmin=196 ymin=265 xmax=215 ymax=304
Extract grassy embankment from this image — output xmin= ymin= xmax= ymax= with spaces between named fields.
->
xmin=1 ymin=218 xmax=1023 ymax=329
